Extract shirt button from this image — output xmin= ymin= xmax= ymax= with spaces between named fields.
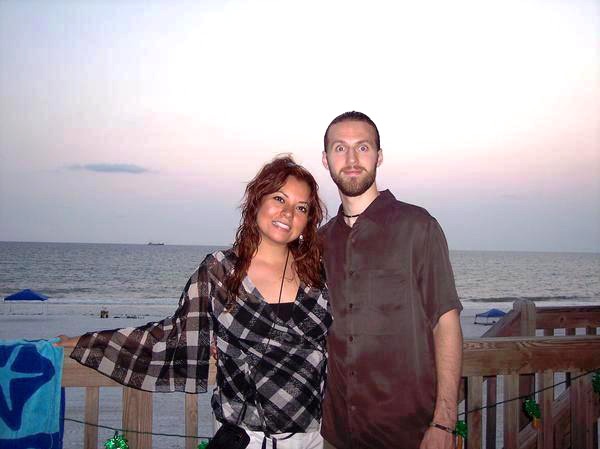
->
xmin=348 ymin=335 xmax=354 ymax=342
xmin=348 ymin=303 xmax=354 ymax=310
xmin=350 ymin=405 xmax=356 ymax=412
xmin=350 ymin=371 xmax=356 ymax=377
xmin=348 ymin=270 xmax=355 ymax=277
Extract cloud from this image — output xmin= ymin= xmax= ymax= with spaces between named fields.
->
xmin=68 ymin=163 xmax=149 ymax=174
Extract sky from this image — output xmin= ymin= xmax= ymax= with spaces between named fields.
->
xmin=0 ymin=0 xmax=598 ymax=252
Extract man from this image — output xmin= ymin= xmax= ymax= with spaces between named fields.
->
xmin=319 ymin=111 xmax=463 ymax=449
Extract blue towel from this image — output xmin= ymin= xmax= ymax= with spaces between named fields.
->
xmin=0 ymin=339 xmax=64 ymax=449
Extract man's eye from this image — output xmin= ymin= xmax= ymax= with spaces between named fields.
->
xmin=335 ymin=145 xmax=345 ymax=152
xmin=359 ymin=145 xmax=368 ymax=152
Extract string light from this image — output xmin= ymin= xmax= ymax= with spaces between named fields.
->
xmin=63 ymin=416 xmax=212 ymax=440
xmin=592 ymin=371 xmax=600 ymax=394
xmin=523 ymin=398 xmax=541 ymax=429
xmin=104 ymin=431 xmax=128 ymax=449
xmin=458 ymin=367 xmax=598 ymax=418
xmin=454 ymin=420 xmax=467 ymax=449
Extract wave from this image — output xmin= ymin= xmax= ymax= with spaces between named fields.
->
xmin=45 ymin=297 xmax=177 ymax=306
xmin=42 ymin=287 xmax=95 ymax=295
xmin=463 ymin=295 xmax=594 ymax=303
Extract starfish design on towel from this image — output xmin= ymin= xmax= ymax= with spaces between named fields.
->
xmin=0 ymin=343 xmax=54 ymax=430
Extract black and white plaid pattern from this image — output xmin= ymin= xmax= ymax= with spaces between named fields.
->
xmin=71 ymin=249 xmax=331 ymax=434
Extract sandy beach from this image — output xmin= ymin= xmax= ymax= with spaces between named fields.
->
xmin=0 ymin=302 xmax=509 ymax=448
xmin=0 ymin=301 xmax=504 ymax=340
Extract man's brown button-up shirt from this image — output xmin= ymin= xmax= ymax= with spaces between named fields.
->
xmin=320 ymin=190 xmax=462 ymax=449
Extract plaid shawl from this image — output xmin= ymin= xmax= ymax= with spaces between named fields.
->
xmin=71 ymin=249 xmax=331 ymax=433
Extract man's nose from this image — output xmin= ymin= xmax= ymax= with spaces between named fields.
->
xmin=346 ymin=147 xmax=357 ymax=164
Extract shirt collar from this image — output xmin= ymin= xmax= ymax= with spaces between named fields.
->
xmin=335 ymin=189 xmax=396 ymax=228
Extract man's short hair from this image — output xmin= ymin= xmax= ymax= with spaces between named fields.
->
xmin=324 ymin=111 xmax=381 ymax=152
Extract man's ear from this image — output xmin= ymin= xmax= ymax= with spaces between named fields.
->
xmin=322 ymin=151 xmax=330 ymax=170
xmin=377 ymin=149 xmax=383 ymax=167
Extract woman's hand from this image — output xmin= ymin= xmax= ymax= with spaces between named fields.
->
xmin=54 ymin=334 xmax=80 ymax=348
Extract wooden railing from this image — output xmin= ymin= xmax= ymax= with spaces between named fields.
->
xmin=470 ymin=300 xmax=600 ymax=449
xmin=62 ymin=300 xmax=600 ymax=449
xmin=62 ymin=353 xmax=217 ymax=449
xmin=462 ymin=335 xmax=600 ymax=449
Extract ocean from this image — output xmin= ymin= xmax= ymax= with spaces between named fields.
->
xmin=1 ymin=241 xmax=599 ymax=308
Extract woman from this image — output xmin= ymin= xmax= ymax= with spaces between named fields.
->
xmin=58 ymin=156 xmax=331 ymax=449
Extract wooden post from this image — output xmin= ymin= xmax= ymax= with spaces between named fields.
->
xmin=565 ymin=328 xmax=575 ymax=387
xmin=538 ymin=370 xmax=554 ymax=449
xmin=185 ymin=394 xmax=199 ymax=449
xmin=84 ymin=386 xmax=99 ymax=449
xmin=485 ymin=377 xmax=497 ymax=449
xmin=467 ymin=376 xmax=483 ymax=449
xmin=516 ymin=299 xmax=537 ymax=429
xmin=515 ymin=299 xmax=537 ymax=337
xmin=503 ymin=374 xmax=520 ymax=449
xmin=570 ymin=369 xmax=594 ymax=449
xmin=536 ymin=329 xmax=555 ymax=449
xmin=581 ymin=371 xmax=599 ymax=449
xmin=122 ymin=387 xmax=153 ymax=449
xmin=593 ymin=372 xmax=600 ymax=449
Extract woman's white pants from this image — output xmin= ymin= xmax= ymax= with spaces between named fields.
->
xmin=213 ymin=417 xmax=323 ymax=449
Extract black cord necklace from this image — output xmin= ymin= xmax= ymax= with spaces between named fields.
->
xmin=342 ymin=212 xmax=361 ymax=219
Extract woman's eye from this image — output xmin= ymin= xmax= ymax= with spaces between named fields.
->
xmin=297 ymin=205 xmax=308 ymax=214
xmin=273 ymin=195 xmax=284 ymax=203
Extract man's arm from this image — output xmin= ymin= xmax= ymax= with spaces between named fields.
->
xmin=420 ymin=308 xmax=463 ymax=449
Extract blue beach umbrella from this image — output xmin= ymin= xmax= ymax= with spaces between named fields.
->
xmin=4 ymin=289 xmax=49 ymax=315
xmin=474 ymin=308 xmax=506 ymax=324
xmin=4 ymin=289 xmax=49 ymax=301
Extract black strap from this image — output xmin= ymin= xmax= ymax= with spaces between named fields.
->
xmin=261 ymin=431 xmax=296 ymax=448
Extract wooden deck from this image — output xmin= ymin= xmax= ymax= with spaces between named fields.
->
xmin=62 ymin=300 xmax=600 ymax=449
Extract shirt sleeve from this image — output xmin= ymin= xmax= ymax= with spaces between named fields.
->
xmin=419 ymin=218 xmax=462 ymax=327
xmin=70 ymin=256 xmax=213 ymax=393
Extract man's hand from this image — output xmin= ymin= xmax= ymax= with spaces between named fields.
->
xmin=420 ymin=426 xmax=455 ymax=449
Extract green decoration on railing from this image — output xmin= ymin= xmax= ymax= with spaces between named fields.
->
xmin=454 ymin=420 xmax=467 ymax=438
xmin=454 ymin=420 xmax=467 ymax=449
xmin=524 ymin=398 xmax=541 ymax=429
xmin=593 ymin=371 xmax=600 ymax=395
xmin=197 ymin=441 xmax=209 ymax=449
xmin=104 ymin=431 xmax=129 ymax=449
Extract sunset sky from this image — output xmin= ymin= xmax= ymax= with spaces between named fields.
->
xmin=1 ymin=0 xmax=598 ymax=252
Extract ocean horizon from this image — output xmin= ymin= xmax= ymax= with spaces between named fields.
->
xmin=1 ymin=241 xmax=598 ymax=307
xmin=3 ymin=239 xmax=599 ymax=254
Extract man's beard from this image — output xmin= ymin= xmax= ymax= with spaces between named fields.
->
xmin=330 ymin=166 xmax=377 ymax=197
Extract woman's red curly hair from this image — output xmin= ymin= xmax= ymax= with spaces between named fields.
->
xmin=225 ymin=155 xmax=325 ymax=306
